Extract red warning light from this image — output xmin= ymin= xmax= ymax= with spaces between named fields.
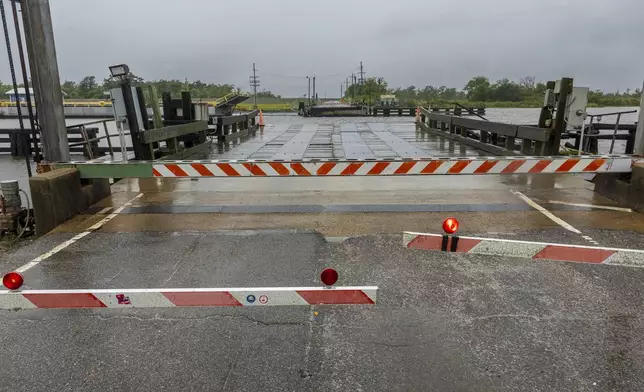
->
xmin=320 ymin=268 xmax=339 ymax=286
xmin=442 ymin=217 xmax=459 ymax=234
xmin=2 ymin=272 xmax=24 ymax=290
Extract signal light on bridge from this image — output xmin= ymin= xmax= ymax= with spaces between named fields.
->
xmin=442 ymin=217 xmax=459 ymax=234
xmin=2 ymin=272 xmax=24 ymax=290
xmin=320 ymin=268 xmax=339 ymax=286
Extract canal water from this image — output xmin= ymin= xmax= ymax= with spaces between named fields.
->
xmin=0 ymin=107 xmax=639 ymax=201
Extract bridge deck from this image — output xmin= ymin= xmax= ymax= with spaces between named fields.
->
xmin=204 ymin=119 xmax=486 ymax=160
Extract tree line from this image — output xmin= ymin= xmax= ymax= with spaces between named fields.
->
xmin=344 ymin=76 xmax=642 ymax=107
xmin=1 ymin=73 xmax=282 ymax=101
xmin=2 ymin=74 xmax=641 ymax=107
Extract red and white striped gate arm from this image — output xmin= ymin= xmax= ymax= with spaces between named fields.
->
xmin=151 ymin=156 xmax=633 ymax=177
xmin=0 ymin=286 xmax=378 ymax=310
xmin=403 ymin=231 xmax=644 ymax=267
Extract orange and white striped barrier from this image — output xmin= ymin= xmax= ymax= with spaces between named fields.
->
xmin=403 ymin=231 xmax=644 ymax=267
xmin=0 ymin=286 xmax=378 ymax=310
xmin=0 ymin=268 xmax=377 ymax=310
xmin=53 ymin=155 xmax=638 ymax=178
xmin=150 ymin=156 xmax=632 ymax=177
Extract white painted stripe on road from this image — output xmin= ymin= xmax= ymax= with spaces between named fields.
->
xmin=14 ymin=193 xmax=144 ymax=274
xmin=511 ymin=190 xmax=582 ymax=234
xmin=546 ymin=200 xmax=633 ymax=212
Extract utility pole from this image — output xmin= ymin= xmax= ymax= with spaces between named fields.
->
xmin=359 ymin=62 xmax=365 ymax=103
xmin=249 ymin=63 xmax=260 ymax=108
xmin=635 ymin=79 xmax=644 ymax=155
xmin=312 ymin=75 xmax=316 ymax=104
xmin=352 ymin=73 xmax=356 ymax=101
xmin=307 ymin=76 xmax=311 ymax=104
xmin=21 ymin=0 xmax=69 ymax=162
xmin=340 ymin=84 xmax=343 ymax=98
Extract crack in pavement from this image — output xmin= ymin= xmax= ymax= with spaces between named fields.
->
xmin=0 ymin=312 xmax=311 ymax=327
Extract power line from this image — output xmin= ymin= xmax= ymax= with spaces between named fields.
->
xmin=261 ymin=68 xmax=356 ymax=80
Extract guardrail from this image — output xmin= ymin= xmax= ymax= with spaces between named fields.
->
xmin=369 ymin=106 xmax=486 ymax=117
xmin=212 ymin=110 xmax=260 ymax=143
xmin=561 ymin=109 xmax=638 ymax=155
xmin=0 ymin=119 xmax=132 ymax=158
xmin=418 ymin=107 xmax=553 ymax=156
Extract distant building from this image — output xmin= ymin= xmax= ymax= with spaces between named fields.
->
xmin=4 ymin=88 xmax=67 ymax=103
xmin=5 ymin=87 xmax=34 ymax=103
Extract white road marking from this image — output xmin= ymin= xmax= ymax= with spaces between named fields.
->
xmin=98 ymin=207 xmax=113 ymax=215
xmin=14 ymin=193 xmax=144 ymax=274
xmin=511 ymin=190 xmax=581 ymax=234
xmin=546 ymin=200 xmax=632 ymax=212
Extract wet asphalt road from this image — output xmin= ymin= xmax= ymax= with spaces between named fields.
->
xmin=2 ymin=230 xmax=644 ymax=391
xmin=2 ymin=118 xmax=644 ymax=391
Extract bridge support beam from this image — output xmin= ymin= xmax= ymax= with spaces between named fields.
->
xmin=21 ymin=0 xmax=69 ymax=161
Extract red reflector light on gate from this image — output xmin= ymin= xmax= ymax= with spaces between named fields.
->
xmin=3 ymin=272 xmax=24 ymax=290
xmin=443 ymin=217 xmax=459 ymax=234
xmin=320 ymin=268 xmax=338 ymax=286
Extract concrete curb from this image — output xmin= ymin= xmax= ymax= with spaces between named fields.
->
xmin=29 ymin=168 xmax=110 ymax=235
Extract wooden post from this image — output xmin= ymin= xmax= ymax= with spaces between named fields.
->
xmin=148 ymin=85 xmax=163 ymax=129
xmin=162 ymin=92 xmax=174 ymax=121
xmin=534 ymin=141 xmax=546 ymax=155
xmin=167 ymin=137 xmax=178 ymax=153
xmin=505 ymin=136 xmax=516 ymax=151
xmin=538 ymin=81 xmax=556 ymax=129
xmin=21 ymin=0 xmax=69 ymax=161
xmin=521 ymin=139 xmax=532 ymax=154
xmin=480 ymin=130 xmax=489 ymax=144
xmin=181 ymin=91 xmax=192 ymax=121
xmin=549 ymin=78 xmax=573 ymax=155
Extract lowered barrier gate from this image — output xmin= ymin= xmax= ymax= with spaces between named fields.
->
xmin=53 ymin=155 xmax=638 ymax=178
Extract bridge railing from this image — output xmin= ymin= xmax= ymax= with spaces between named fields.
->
xmin=561 ymin=109 xmax=638 ymax=155
xmin=0 ymin=119 xmax=133 ymax=159
xmin=419 ymin=107 xmax=552 ymax=156
xmin=212 ymin=110 xmax=260 ymax=143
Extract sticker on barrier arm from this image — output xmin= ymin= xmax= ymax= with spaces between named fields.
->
xmin=0 ymin=287 xmax=378 ymax=310
xmin=403 ymin=231 xmax=644 ymax=267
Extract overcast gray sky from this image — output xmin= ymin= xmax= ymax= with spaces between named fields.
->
xmin=1 ymin=0 xmax=643 ymax=97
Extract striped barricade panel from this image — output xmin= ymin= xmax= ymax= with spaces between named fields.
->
xmin=53 ymin=155 xmax=638 ymax=178
xmin=403 ymin=232 xmax=644 ymax=267
xmin=0 ymin=287 xmax=378 ymax=310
